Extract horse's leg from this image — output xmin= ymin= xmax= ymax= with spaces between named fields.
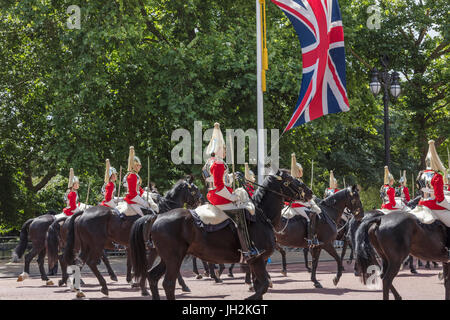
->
xmin=209 ymin=263 xmax=222 ymax=283
xmin=202 ymin=260 xmax=210 ymax=277
xmin=126 ymin=248 xmax=134 ymax=286
xmin=192 ymin=257 xmax=202 ymax=279
xmin=425 ymin=261 xmax=431 ymax=269
xmin=218 ymin=264 xmax=225 ymax=277
xmin=322 ymin=243 xmax=343 ymax=286
xmin=409 ymin=255 xmax=417 ymax=274
xmin=177 ymin=273 xmax=191 ymax=292
xmin=162 ymin=258 xmax=184 ymax=300
xmin=101 ymin=251 xmax=118 ymax=282
xmin=310 ymin=246 xmax=323 ymax=288
xmin=228 ymin=264 xmax=235 ymax=278
xmin=340 ymin=240 xmax=347 ymax=271
xmin=86 ymin=257 xmax=109 ymax=296
xmin=278 ymin=246 xmax=287 ymax=276
xmin=37 ymin=249 xmax=50 ymax=282
xmin=382 ymin=260 xmax=402 ymax=300
xmin=348 ymin=241 xmax=354 ymax=264
xmin=418 ymin=259 xmax=423 ymax=267
xmin=138 ymin=248 xmax=158 ymax=297
xmin=303 ymin=248 xmax=311 ymax=273
xmin=148 ymin=260 xmax=166 ymax=300
xmin=58 ymin=254 xmax=69 ymax=286
xmin=433 ymin=261 xmax=439 ymax=268
xmin=443 ymin=262 xmax=450 ymax=300
xmin=19 ymin=246 xmax=39 ymax=281
xmin=246 ymin=258 xmax=269 ymax=300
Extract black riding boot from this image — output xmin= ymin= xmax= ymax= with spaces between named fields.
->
xmin=307 ymin=212 xmax=322 ymax=247
xmin=226 ymin=209 xmax=265 ymax=263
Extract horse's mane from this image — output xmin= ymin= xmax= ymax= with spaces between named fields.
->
xmin=164 ymin=179 xmax=187 ymax=199
xmin=320 ymin=188 xmax=348 ymax=207
xmin=252 ymin=174 xmax=278 ymax=206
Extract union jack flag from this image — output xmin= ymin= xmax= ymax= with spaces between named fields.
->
xmin=271 ymin=0 xmax=350 ymax=131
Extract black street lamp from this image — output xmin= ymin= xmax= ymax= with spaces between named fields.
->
xmin=369 ymin=55 xmax=401 ymax=168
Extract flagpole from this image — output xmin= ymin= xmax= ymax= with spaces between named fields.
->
xmin=256 ymin=0 xmax=265 ymax=184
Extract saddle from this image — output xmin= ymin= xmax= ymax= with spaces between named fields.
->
xmin=409 ymin=206 xmax=436 ymax=224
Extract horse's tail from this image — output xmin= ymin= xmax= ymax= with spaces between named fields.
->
xmin=129 ymin=215 xmax=154 ymax=282
xmin=355 ymin=215 xmax=381 ymax=284
xmin=63 ymin=211 xmax=83 ymax=265
xmin=46 ymin=217 xmax=67 ymax=270
xmin=12 ymin=218 xmax=34 ymax=260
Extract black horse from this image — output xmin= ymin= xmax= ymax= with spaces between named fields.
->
xmin=355 ymin=209 xmax=450 ymax=300
xmin=274 ymin=186 xmax=363 ymax=288
xmin=63 ymin=176 xmax=202 ymax=296
xmin=46 ymin=215 xmax=118 ymax=287
xmin=13 ymin=211 xmax=60 ymax=284
xmin=130 ymin=170 xmax=313 ymax=300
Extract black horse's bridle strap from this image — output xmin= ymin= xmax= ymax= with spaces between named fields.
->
xmin=239 ymin=177 xmax=304 ymax=203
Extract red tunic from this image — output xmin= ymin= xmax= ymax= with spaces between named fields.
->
xmin=381 ymin=185 xmax=396 ymax=210
xmin=63 ymin=191 xmax=79 ymax=216
xmin=419 ymin=172 xmax=446 ymax=210
xmin=206 ymin=160 xmax=233 ymax=205
xmin=101 ymin=182 xmax=115 ymax=207
xmin=124 ymin=173 xmax=144 ymax=204
xmin=401 ymin=186 xmax=410 ymax=202
xmin=285 ymin=201 xmax=306 ymax=208
xmin=245 ymin=184 xmax=255 ymax=198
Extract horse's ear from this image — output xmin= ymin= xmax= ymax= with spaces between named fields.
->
xmin=186 ymin=175 xmax=194 ymax=184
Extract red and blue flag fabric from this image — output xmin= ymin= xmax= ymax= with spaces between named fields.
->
xmin=271 ymin=0 xmax=350 ymax=131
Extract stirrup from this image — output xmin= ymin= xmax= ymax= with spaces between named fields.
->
xmin=241 ymin=248 xmax=265 ymax=263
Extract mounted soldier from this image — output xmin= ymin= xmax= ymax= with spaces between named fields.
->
xmin=324 ymin=170 xmax=340 ymax=198
xmin=379 ymin=166 xmax=399 ymax=212
xmin=55 ymin=168 xmax=83 ymax=219
xmin=444 ymin=169 xmax=450 ymax=195
xmin=101 ymin=159 xmax=118 ymax=209
xmin=416 ymin=140 xmax=450 ymax=226
xmin=244 ymin=162 xmax=256 ymax=197
xmin=202 ymin=122 xmax=263 ymax=262
xmin=122 ymin=146 xmax=158 ymax=216
xmin=281 ymin=153 xmax=321 ymax=246
xmin=396 ymin=170 xmax=411 ymax=204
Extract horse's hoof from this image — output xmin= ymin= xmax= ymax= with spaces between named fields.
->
xmin=281 ymin=271 xmax=287 ymax=277
xmin=101 ymin=287 xmax=109 ymax=296
xmin=195 ymin=274 xmax=202 ymax=280
xmin=227 ymin=273 xmax=234 ymax=278
xmin=268 ymin=280 xmax=273 ymax=288
xmin=438 ymin=272 xmax=444 ymax=281
xmin=131 ymin=282 xmax=140 ymax=288
xmin=142 ymin=290 xmax=150 ymax=296
xmin=58 ymin=280 xmax=66 ymax=287
xmin=215 ymin=279 xmax=223 ymax=284
xmin=248 ymin=285 xmax=254 ymax=292
xmin=17 ymin=273 xmax=29 ymax=282
xmin=110 ymin=275 xmax=118 ymax=282
xmin=410 ymin=269 xmax=418 ymax=274
xmin=306 ymin=268 xmax=312 ymax=273
xmin=314 ymin=282 xmax=323 ymax=288
xmin=76 ymin=290 xmax=86 ymax=298
xmin=182 ymin=286 xmax=191 ymax=292
xmin=347 ymin=260 xmax=352 ymax=265
xmin=333 ymin=277 xmax=339 ymax=286
xmin=46 ymin=280 xmax=54 ymax=286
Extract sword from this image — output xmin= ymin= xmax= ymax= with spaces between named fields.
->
xmin=310 ymin=160 xmax=314 ymax=189
xmin=117 ymin=166 xmax=122 ymax=198
xmin=147 ymin=156 xmax=150 ymax=202
xmin=85 ymin=181 xmax=91 ymax=205
xmin=228 ymin=131 xmax=236 ymax=191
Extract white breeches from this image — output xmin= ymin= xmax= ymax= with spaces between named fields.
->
xmin=293 ymin=207 xmax=310 ymax=222
xmin=103 ymin=199 xmax=117 ymax=208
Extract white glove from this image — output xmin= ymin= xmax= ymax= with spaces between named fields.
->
xmin=216 ymin=187 xmax=239 ymax=202
xmin=309 ymin=199 xmax=322 ymax=214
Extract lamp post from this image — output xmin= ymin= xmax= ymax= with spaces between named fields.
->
xmin=369 ymin=55 xmax=401 ymax=167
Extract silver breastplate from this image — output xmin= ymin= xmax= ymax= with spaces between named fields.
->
xmin=418 ymin=171 xmax=435 ymax=199
xmin=324 ymin=189 xmax=335 ymax=198
xmin=380 ymin=185 xmax=390 ymax=203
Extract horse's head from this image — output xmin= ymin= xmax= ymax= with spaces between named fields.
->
xmin=180 ymin=175 xmax=202 ymax=209
xmin=274 ymin=169 xmax=313 ymax=203
xmin=345 ymin=185 xmax=364 ymax=219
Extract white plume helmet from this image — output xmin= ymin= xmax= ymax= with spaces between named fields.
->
xmin=245 ymin=162 xmax=255 ymax=182
xmin=127 ymin=146 xmax=141 ymax=172
xmin=444 ymin=168 xmax=450 ymax=185
xmin=104 ymin=159 xmax=117 ymax=183
xmin=290 ymin=153 xmax=303 ymax=179
xmin=384 ymin=166 xmax=394 ymax=185
xmin=206 ymin=123 xmax=226 ymax=159
xmin=67 ymin=168 xmax=79 ymax=188
xmin=329 ymin=170 xmax=337 ymax=189
xmin=399 ymin=170 xmax=407 ymax=184
xmin=425 ymin=140 xmax=446 ymax=173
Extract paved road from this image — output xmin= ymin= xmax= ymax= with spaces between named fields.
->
xmin=0 ymin=252 xmax=445 ymax=300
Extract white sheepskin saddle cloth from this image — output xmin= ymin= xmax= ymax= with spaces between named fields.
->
xmin=409 ymin=205 xmax=436 ymax=224
xmin=116 ymin=202 xmax=139 ymax=216
xmin=194 ymin=188 xmax=255 ymax=226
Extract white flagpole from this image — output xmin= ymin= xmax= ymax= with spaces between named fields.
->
xmin=256 ymin=0 xmax=265 ymax=184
